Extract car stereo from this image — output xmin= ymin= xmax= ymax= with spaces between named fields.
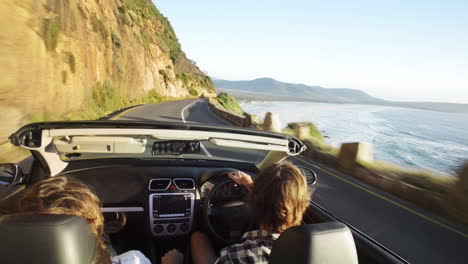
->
xmin=149 ymin=193 xmax=194 ymax=236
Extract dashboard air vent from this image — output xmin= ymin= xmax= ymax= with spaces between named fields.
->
xmin=173 ymin=179 xmax=195 ymax=190
xmin=149 ymin=179 xmax=171 ymax=191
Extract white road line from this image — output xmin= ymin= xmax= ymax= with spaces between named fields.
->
xmin=181 ymin=99 xmax=212 ymax=157
xmin=200 ymin=143 xmax=213 ymax=157
xmin=181 ymin=99 xmax=198 ymax=123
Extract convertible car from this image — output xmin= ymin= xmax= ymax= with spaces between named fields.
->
xmin=0 ymin=121 xmax=409 ymax=264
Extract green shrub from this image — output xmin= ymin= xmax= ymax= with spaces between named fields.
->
xmin=118 ymin=13 xmax=132 ymax=26
xmin=121 ymin=0 xmax=181 ymax=61
xmin=111 ymin=32 xmax=122 ymax=48
xmin=127 ymin=10 xmax=138 ymax=21
xmin=24 ymin=110 xmax=63 ymax=123
xmin=82 ymin=81 xmax=171 ymax=120
xmin=82 ymin=81 xmax=129 ymax=119
xmin=144 ymin=90 xmax=163 ymax=103
xmin=66 ymin=52 xmax=76 ymax=73
xmin=189 ymin=88 xmax=198 ymax=96
xmin=77 ymin=5 xmax=87 ymax=18
xmin=121 ymin=0 xmax=159 ymax=19
xmin=217 ymin=92 xmax=244 ymax=115
xmin=203 ymin=75 xmax=216 ymax=91
xmin=287 ymin=122 xmax=324 ymax=141
xmin=130 ymin=90 xmax=163 ymax=105
xmin=117 ymin=5 xmax=126 ymax=14
xmin=62 ymin=71 xmax=67 ymax=84
xmin=176 ymin=73 xmax=189 ymax=87
xmin=159 ymin=69 xmax=168 ymax=82
xmin=43 ymin=18 xmax=60 ymax=51
xmin=113 ymin=56 xmax=125 ymax=74
xmin=25 ymin=113 xmax=45 ymax=123
xmin=91 ymin=81 xmax=120 ymax=111
xmin=91 ymin=16 xmax=108 ymax=39
xmin=139 ymin=30 xmax=151 ymax=50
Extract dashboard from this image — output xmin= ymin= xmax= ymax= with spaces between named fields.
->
xmin=59 ymin=159 xmax=315 ymax=238
xmin=59 ymin=160 xmax=259 ymax=237
xmin=148 ymin=178 xmax=196 ymax=236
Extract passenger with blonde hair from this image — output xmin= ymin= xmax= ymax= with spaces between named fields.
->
xmin=162 ymin=162 xmax=312 ymax=264
xmin=1 ymin=176 xmax=150 ymax=264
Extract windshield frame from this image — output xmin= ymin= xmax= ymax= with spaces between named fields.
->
xmin=9 ymin=121 xmax=305 ymax=176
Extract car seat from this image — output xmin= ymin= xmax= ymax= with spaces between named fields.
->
xmin=269 ymin=221 xmax=359 ymax=264
xmin=0 ymin=214 xmax=96 ymax=264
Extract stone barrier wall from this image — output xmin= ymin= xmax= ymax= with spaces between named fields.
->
xmin=350 ymin=165 xmax=444 ymax=211
xmin=302 ymin=137 xmax=466 ymax=223
xmin=207 ymin=99 xmax=255 ymax=127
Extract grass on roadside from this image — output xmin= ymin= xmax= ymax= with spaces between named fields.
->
xmin=216 ymin=92 xmax=244 ymax=116
xmin=285 ymin=122 xmax=324 ymax=141
xmin=361 ymin=160 xmax=455 ymax=196
xmin=0 ymin=143 xmax=31 ymax=164
xmin=23 ymin=81 xmax=182 ymax=123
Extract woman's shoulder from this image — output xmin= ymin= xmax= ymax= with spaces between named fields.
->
xmin=112 ymin=250 xmax=151 ymax=264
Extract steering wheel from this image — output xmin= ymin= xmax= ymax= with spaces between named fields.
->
xmin=203 ymin=172 xmax=251 ymax=243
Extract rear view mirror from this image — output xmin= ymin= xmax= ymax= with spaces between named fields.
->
xmin=0 ymin=164 xmax=23 ymax=188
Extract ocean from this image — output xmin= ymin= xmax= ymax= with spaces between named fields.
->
xmin=240 ymin=101 xmax=468 ymax=176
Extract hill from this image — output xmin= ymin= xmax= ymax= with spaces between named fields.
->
xmin=0 ymin=0 xmax=215 ymax=162
xmin=214 ymin=78 xmax=385 ymax=104
xmin=214 ymin=78 xmax=468 ymax=113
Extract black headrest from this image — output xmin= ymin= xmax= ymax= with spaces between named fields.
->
xmin=269 ymin=222 xmax=359 ymax=264
xmin=0 ymin=214 xmax=96 ymax=264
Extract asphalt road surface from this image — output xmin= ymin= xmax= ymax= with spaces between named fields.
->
xmin=117 ymin=98 xmax=468 ymax=264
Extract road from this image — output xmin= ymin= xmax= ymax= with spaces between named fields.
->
xmin=118 ymin=98 xmax=468 ymax=263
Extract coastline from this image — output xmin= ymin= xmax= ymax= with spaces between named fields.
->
xmin=240 ymin=100 xmax=468 ymax=176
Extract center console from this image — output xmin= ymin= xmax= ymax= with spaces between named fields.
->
xmin=148 ymin=179 xmax=195 ymax=236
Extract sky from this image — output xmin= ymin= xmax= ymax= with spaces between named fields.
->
xmin=154 ymin=0 xmax=468 ymax=103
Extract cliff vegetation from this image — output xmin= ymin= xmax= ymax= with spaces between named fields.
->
xmin=0 ymin=0 xmax=216 ymax=162
xmin=216 ymin=92 xmax=244 ymax=116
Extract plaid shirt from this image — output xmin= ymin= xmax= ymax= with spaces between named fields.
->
xmin=214 ymin=230 xmax=280 ymax=264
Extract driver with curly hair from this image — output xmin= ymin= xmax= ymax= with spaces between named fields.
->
xmin=163 ymin=162 xmax=311 ymax=264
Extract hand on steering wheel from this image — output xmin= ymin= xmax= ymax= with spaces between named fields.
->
xmin=203 ymin=171 xmax=252 ymax=244
xmin=227 ymin=171 xmax=254 ymax=190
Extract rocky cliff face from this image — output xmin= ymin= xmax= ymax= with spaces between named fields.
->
xmin=0 ymin=0 xmax=216 ymax=161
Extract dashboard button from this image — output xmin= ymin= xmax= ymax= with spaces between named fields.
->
xmin=180 ymin=223 xmax=189 ymax=232
xmin=167 ymin=224 xmax=176 ymax=233
xmin=154 ymin=225 xmax=164 ymax=234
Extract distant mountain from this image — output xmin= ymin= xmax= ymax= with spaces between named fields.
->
xmin=213 ymin=78 xmax=468 ymax=113
xmin=213 ymin=78 xmax=384 ymax=104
